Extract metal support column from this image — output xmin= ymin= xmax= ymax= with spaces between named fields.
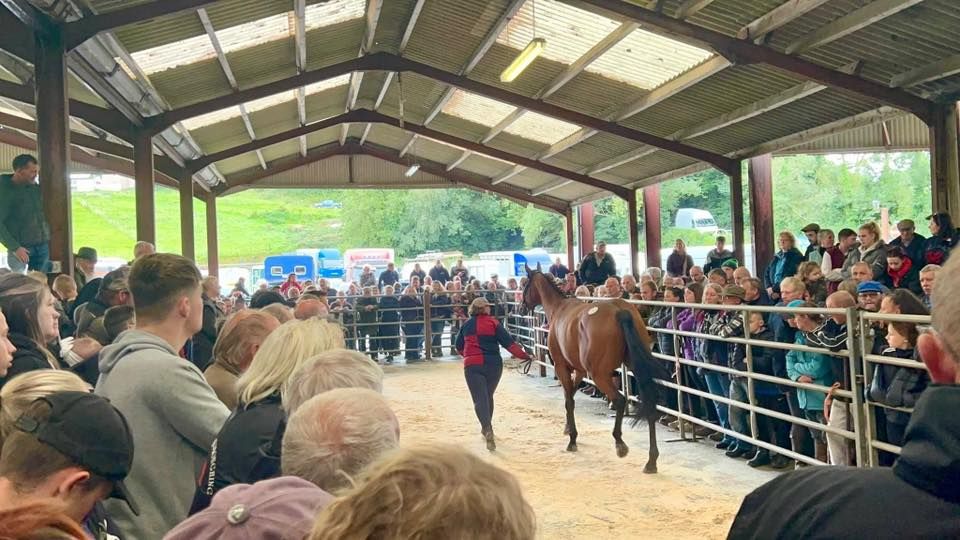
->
xmin=134 ymin=131 xmax=156 ymax=245
xmin=930 ymin=103 xmax=960 ymax=222
xmin=179 ymin=173 xmax=195 ymax=261
xmin=565 ymin=208 xmax=575 ymax=270
xmin=206 ymin=196 xmax=219 ymax=278
xmin=730 ymin=163 xmax=746 ymax=267
xmin=578 ymin=202 xmax=595 ymax=260
xmin=748 ymin=154 xmax=774 ymax=276
xmin=642 ymin=185 xmax=661 ymax=269
xmin=627 ymin=188 xmax=640 ymax=277
xmin=34 ymin=24 xmax=72 ymax=274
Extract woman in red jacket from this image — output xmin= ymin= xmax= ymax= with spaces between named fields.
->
xmin=456 ymin=297 xmax=530 ymax=451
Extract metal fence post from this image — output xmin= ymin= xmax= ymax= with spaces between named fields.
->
xmin=855 ymin=308 xmax=878 ymax=467
xmin=670 ymin=305 xmax=687 ymax=439
xmin=742 ymin=306 xmax=759 ymax=442
xmin=846 ymin=306 xmax=869 ymax=467
xmin=423 ymin=291 xmax=432 ymax=360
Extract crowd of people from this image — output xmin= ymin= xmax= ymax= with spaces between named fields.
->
xmin=0 ymin=155 xmax=536 ymax=538
xmin=551 ymin=219 xmax=947 ymax=473
xmin=0 ymin=152 xmax=956 ymax=537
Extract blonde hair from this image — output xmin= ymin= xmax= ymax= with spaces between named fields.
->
xmin=236 ymin=318 xmax=345 ymax=406
xmin=51 ymin=275 xmax=76 ymax=298
xmin=780 ymin=276 xmax=806 ymax=294
xmin=261 ymin=302 xmax=294 ymax=323
xmin=574 ymin=286 xmax=590 ymax=298
xmin=778 ymin=231 xmax=796 ymax=247
xmin=282 ymin=349 xmax=384 ymax=414
xmin=859 ymin=221 xmax=881 ymax=245
xmin=26 ymin=271 xmax=47 ymax=284
xmin=282 ymin=388 xmax=398 ymax=492
xmin=796 ymin=261 xmax=821 ymax=281
xmin=213 ymin=310 xmax=280 ymax=371
xmin=0 ymin=371 xmax=89 ymax=448
xmin=309 ymin=443 xmax=536 ymax=540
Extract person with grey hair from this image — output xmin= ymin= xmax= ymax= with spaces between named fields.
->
xmin=919 ymin=264 xmax=940 ymax=309
xmin=730 ymin=248 xmax=960 ymax=538
xmin=282 ymin=349 xmax=384 ymax=414
xmin=132 ymin=240 xmax=155 ymax=262
xmin=282 ymin=388 xmax=399 ymax=492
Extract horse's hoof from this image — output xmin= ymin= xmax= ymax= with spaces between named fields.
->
xmin=486 ymin=438 xmax=497 ymax=452
xmin=566 ymin=443 xmax=578 ymax=452
xmin=643 ymin=463 xmax=658 ymax=474
xmin=616 ymin=443 xmax=629 ymax=458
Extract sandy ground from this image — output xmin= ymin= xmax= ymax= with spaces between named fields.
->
xmin=381 ymin=358 xmax=778 ymax=540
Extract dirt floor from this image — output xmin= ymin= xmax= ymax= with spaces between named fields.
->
xmin=381 ymin=358 xmax=778 ymax=540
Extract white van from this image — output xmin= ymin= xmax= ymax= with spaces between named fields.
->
xmin=674 ymin=208 xmax=720 ymax=234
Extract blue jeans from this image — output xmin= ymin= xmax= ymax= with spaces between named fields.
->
xmin=703 ymin=370 xmax=734 ymax=443
xmin=8 ymin=243 xmax=50 ymax=273
xmin=728 ymin=378 xmax=755 ymax=452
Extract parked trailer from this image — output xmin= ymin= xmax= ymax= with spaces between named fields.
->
xmin=344 ymin=248 xmax=395 ymax=283
xmin=262 ymin=254 xmax=316 ymax=285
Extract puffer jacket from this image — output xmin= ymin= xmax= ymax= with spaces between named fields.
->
xmin=842 ymin=240 xmax=887 ymax=281
xmin=786 ymin=333 xmax=835 ymax=411
xmin=869 ymin=347 xmax=929 ymax=426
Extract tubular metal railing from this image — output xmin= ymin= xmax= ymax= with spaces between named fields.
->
xmin=501 ymin=295 xmax=930 ymax=468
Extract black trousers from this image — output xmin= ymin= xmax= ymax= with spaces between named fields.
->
xmin=465 ymin=358 xmax=503 ymax=432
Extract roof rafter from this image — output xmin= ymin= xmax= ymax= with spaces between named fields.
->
xmin=64 ymin=0 xmax=218 ymax=50
xmin=364 ymin=0 xmax=424 ymax=147
xmin=198 ymin=7 xmax=266 ymax=170
xmin=0 ymin=112 xmax=209 ymax=198
xmin=785 ymin=0 xmax=924 ymax=55
xmin=738 ymin=0 xmax=832 ymax=41
xmin=219 ymin=140 xmax=568 ymax=214
xmin=0 ymin=77 xmax=132 ymax=137
xmin=184 ymin=108 xmax=632 ymax=198
xmin=675 ymin=0 xmax=716 ymax=20
xmin=572 ymin=0 xmax=935 ymax=122
xmin=294 ymin=0 xmax=307 ymax=156
xmin=452 ymin=21 xmax=640 ymax=173
xmin=553 ymin=61 xmax=860 ymax=185
xmin=423 ymin=0 xmax=525 ymax=126
xmin=341 ymin=0 xmax=383 ymax=146
xmin=148 ymin=53 xmax=737 ymax=172
xmin=891 ymin=53 xmax=960 ymax=89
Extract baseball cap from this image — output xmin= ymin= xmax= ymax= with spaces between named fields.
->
xmin=99 ymin=267 xmax=130 ymax=293
xmin=14 ymin=391 xmax=138 ymax=514
xmin=857 ymin=281 xmax=884 ymax=295
xmin=722 ymin=285 xmax=746 ymax=300
xmin=721 ymin=259 xmax=739 ymax=269
xmin=75 ymin=247 xmax=98 ymax=262
xmin=165 ymin=476 xmax=333 ymax=540
xmin=801 ymin=223 xmax=820 ymax=233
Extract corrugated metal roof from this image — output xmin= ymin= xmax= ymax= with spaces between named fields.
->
xmin=51 ymin=0 xmax=958 ymax=207
xmin=781 ymin=112 xmax=928 ymax=154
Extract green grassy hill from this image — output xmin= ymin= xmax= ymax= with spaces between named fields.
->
xmin=72 ymin=188 xmax=343 ymax=265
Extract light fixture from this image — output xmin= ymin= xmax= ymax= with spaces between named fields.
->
xmin=404 ymin=163 xmax=420 ymax=177
xmin=500 ymin=37 xmax=546 ymax=82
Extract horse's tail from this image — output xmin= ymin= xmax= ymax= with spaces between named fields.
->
xmin=616 ymin=309 xmax=667 ymax=425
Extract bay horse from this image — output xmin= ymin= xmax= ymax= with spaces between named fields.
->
xmin=522 ymin=267 xmax=667 ymax=473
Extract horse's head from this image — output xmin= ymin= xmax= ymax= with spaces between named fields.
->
xmin=522 ymin=264 xmax=544 ymax=310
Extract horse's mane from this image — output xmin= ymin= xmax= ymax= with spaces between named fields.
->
xmin=528 ymin=269 xmax=565 ymax=299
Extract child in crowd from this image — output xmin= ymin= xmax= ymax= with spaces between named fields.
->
xmin=796 ymin=261 xmax=828 ymax=305
xmin=104 ymin=305 xmax=136 ymax=344
xmin=869 ymin=321 xmax=927 ymax=465
xmin=786 ymin=303 xmax=836 ymax=463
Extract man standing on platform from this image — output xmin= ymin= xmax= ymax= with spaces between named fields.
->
xmin=578 ymin=241 xmax=616 ymax=286
xmin=0 ymin=154 xmax=50 ymax=273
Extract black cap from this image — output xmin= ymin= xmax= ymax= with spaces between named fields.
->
xmin=14 ymin=391 xmax=139 ymax=515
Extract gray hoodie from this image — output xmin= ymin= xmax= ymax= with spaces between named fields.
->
xmin=96 ymin=330 xmax=229 ymax=539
